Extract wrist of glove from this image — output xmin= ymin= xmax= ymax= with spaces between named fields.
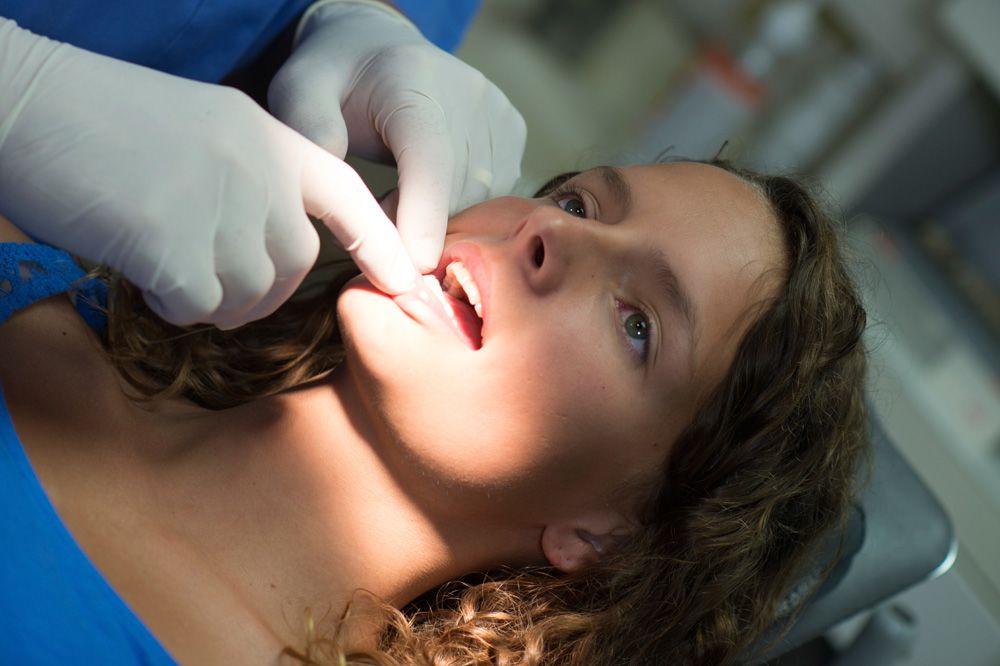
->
xmin=295 ymin=0 xmax=416 ymax=48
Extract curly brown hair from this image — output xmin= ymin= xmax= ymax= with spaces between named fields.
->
xmin=95 ymin=160 xmax=868 ymax=665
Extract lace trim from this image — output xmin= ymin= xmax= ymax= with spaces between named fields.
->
xmin=0 ymin=243 xmax=107 ymax=331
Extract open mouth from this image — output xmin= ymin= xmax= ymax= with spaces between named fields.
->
xmin=425 ymin=260 xmax=484 ymax=349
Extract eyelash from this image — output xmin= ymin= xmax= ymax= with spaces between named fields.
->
xmin=617 ymin=300 xmax=654 ymax=363
xmin=549 ymin=184 xmax=591 ymax=219
xmin=548 ymin=184 xmax=655 ymax=364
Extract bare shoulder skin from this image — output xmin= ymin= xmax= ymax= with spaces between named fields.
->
xmin=0 ymin=214 xmax=284 ymax=663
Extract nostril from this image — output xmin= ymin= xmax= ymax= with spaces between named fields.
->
xmin=532 ymin=237 xmax=545 ymax=268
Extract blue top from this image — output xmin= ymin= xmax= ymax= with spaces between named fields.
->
xmin=0 ymin=244 xmax=175 ymax=664
xmin=2 ymin=0 xmax=481 ymax=82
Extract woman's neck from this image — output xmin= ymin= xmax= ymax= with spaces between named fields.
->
xmin=135 ymin=361 xmax=543 ymax=645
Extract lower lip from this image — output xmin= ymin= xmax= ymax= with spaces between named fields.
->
xmin=442 ymin=292 xmax=483 ymax=349
xmin=388 ymin=283 xmax=482 ymax=350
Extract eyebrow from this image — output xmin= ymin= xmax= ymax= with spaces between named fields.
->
xmin=591 ymin=166 xmax=697 ymax=337
xmin=595 ymin=166 xmax=633 ymax=216
xmin=654 ymin=249 xmax=698 ymax=339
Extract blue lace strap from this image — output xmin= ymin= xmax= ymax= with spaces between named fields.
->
xmin=0 ymin=243 xmax=107 ymax=331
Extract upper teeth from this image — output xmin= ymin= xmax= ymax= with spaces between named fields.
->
xmin=442 ymin=261 xmax=483 ymax=319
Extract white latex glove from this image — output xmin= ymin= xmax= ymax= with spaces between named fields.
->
xmin=0 ymin=18 xmax=420 ymax=328
xmin=268 ymin=0 xmax=527 ymax=272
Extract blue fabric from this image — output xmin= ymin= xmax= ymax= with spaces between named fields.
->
xmin=393 ymin=0 xmax=481 ymax=52
xmin=0 ymin=244 xmax=174 ymax=664
xmin=2 ymin=0 xmax=482 ymax=82
xmin=0 ymin=243 xmax=107 ymax=330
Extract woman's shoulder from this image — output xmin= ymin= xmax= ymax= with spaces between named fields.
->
xmin=0 ymin=214 xmax=124 ymax=440
xmin=0 ymin=212 xmax=103 ymax=358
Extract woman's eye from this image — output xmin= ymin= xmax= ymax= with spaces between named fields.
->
xmin=617 ymin=302 xmax=653 ymax=362
xmin=555 ymin=195 xmax=587 ymax=218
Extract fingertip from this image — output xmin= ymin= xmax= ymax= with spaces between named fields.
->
xmin=143 ymin=279 xmax=223 ymax=327
xmin=234 ymin=260 xmax=311 ymax=325
xmin=308 ymin=118 xmax=350 ymax=159
xmin=213 ymin=318 xmax=245 ymax=332
xmin=407 ymin=231 xmax=446 ymax=272
xmin=294 ymin=115 xmax=349 ymax=159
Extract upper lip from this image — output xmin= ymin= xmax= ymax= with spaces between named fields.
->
xmin=435 ymin=241 xmax=491 ymax=342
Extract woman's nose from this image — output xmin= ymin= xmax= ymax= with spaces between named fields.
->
xmin=515 ymin=204 xmax=596 ymax=295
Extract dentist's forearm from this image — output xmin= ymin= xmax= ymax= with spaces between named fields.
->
xmin=0 ymin=18 xmax=57 ymax=122
xmin=0 ymin=19 xmax=66 ymax=224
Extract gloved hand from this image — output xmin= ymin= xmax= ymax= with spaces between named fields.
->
xmin=0 ymin=18 xmax=420 ymax=328
xmin=268 ymin=0 xmax=527 ymax=272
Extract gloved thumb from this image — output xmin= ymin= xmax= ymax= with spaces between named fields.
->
xmin=268 ymin=63 xmax=351 ymax=159
xmin=298 ymin=137 xmax=419 ymax=295
xmin=383 ymin=106 xmax=453 ymax=273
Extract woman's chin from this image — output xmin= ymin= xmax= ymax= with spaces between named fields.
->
xmin=337 ymin=277 xmax=450 ymax=389
xmin=338 ymin=276 xmax=404 ymax=356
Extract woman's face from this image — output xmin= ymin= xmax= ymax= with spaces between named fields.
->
xmin=337 ymin=162 xmax=785 ymax=522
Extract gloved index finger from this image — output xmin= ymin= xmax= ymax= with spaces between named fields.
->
xmin=299 ymin=138 xmax=419 ymax=295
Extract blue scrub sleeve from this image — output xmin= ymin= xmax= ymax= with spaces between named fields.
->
xmin=2 ymin=0 xmax=482 ymax=82
xmin=393 ymin=0 xmax=482 ymax=52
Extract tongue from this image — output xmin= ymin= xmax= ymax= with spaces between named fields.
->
xmin=444 ymin=292 xmax=483 ymax=349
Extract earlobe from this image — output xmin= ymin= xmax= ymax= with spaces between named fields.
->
xmin=541 ymin=525 xmax=599 ymax=573
xmin=540 ymin=513 xmax=632 ymax=573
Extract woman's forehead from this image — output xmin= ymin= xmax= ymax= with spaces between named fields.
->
xmin=623 ymin=162 xmax=765 ymax=209
xmin=618 ymin=162 xmax=784 ymax=384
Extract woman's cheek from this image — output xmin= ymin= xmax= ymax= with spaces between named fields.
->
xmin=447 ymin=196 xmax=534 ymax=238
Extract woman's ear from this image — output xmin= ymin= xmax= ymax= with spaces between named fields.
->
xmin=540 ymin=510 xmax=632 ymax=573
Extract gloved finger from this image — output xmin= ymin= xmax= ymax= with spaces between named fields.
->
xmin=299 ymin=137 xmax=419 ymax=295
xmin=383 ymin=103 xmax=453 ymax=273
xmin=210 ymin=223 xmax=276 ymax=329
xmin=459 ymin=162 xmax=494 ymax=211
xmin=268 ymin=59 xmax=352 ymax=159
xmin=484 ymin=94 xmax=527 ymax=198
xmin=453 ymin=122 xmax=493 ymax=214
xmin=235 ymin=209 xmax=321 ymax=325
xmin=143 ymin=272 xmax=224 ymax=327
xmin=214 ymin=275 xmax=294 ymax=331
xmin=453 ymin=100 xmax=525 ymax=212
